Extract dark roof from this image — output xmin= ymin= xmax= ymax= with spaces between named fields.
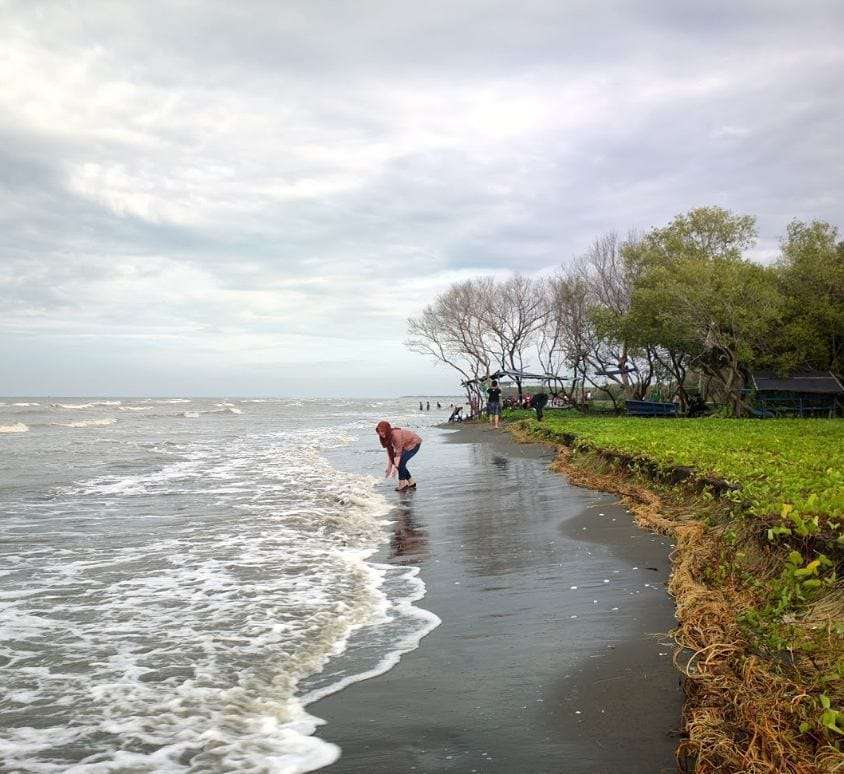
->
xmin=751 ymin=371 xmax=844 ymax=395
xmin=462 ymin=369 xmax=561 ymax=386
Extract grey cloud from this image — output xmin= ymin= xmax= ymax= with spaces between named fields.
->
xmin=0 ymin=0 xmax=842 ymax=395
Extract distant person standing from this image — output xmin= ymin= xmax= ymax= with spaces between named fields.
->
xmin=532 ymin=391 xmax=548 ymax=421
xmin=376 ymin=421 xmax=422 ymax=491
xmin=486 ymin=380 xmax=502 ymax=429
xmin=419 ymin=401 xmax=423 ymax=411
xmin=426 ymin=401 xmax=430 ymax=411
xmin=437 ymin=402 xmax=441 ymax=409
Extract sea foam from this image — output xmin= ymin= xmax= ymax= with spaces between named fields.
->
xmin=0 ymin=423 xmax=29 ymax=433
xmin=53 ymin=418 xmax=117 ymax=428
xmin=1 ymin=420 xmax=436 ymax=773
xmin=50 ymin=401 xmax=122 ymax=409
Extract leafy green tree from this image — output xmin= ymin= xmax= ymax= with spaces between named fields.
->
xmin=771 ymin=220 xmax=844 ymax=374
xmin=625 ymin=205 xmax=757 ymax=270
xmin=622 ymin=207 xmax=782 ymax=415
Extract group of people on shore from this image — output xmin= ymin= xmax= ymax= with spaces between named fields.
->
xmin=486 ymin=380 xmax=549 ymax=422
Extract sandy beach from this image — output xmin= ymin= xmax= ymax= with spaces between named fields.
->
xmin=315 ymin=421 xmax=682 ymax=773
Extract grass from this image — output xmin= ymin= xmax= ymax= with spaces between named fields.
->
xmin=505 ymin=411 xmax=843 ymax=771
xmin=507 ymin=411 xmax=843 ymax=545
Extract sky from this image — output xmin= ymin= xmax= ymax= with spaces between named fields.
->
xmin=1 ymin=0 xmax=842 ymax=397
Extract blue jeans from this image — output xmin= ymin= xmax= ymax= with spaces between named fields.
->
xmin=397 ymin=444 xmax=421 ymax=481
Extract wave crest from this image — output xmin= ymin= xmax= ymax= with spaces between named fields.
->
xmin=0 ymin=422 xmax=29 ymax=433
xmin=50 ymin=401 xmax=122 ymax=409
xmin=54 ymin=418 xmax=117 ymax=428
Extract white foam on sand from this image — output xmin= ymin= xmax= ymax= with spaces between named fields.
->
xmin=2 ymin=425 xmax=438 ymax=773
xmin=0 ymin=422 xmax=29 ymax=433
xmin=301 ymin=564 xmax=441 ymax=706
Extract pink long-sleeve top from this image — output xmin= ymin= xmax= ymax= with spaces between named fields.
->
xmin=388 ymin=428 xmax=422 ymax=463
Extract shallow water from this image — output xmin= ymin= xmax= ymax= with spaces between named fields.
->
xmin=0 ymin=397 xmax=443 ymax=772
xmin=314 ymin=424 xmax=682 ymax=773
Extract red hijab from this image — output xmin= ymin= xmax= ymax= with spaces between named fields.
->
xmin=376 ymin=420 xmax=397 ymax=460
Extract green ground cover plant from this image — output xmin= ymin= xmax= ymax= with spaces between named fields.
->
xmin=507 ymin=412 xmax=843 ymax=548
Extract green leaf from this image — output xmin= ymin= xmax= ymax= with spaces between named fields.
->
xmin=787 ymin=550 xmax=803 ymax=566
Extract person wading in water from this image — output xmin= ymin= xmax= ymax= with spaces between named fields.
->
xmin=376 ymin=421 xmax=422 ymax=491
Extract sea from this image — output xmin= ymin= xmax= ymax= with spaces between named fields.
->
xmin=0 ymin=397 xmax=443 ymax=773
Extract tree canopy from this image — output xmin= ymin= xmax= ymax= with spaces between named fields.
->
xmin=407 ymin=206 xmax=843 ymax=416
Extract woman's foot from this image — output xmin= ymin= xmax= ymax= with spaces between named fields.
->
xmin=395 ymin=480 xmax=408 ymax=491
xmin=407 ymin=478 xmax=417 ymax=488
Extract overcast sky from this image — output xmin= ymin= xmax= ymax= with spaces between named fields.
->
xmin=1 ymin=0 xmax=842 ymax=396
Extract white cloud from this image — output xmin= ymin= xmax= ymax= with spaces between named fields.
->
xmin=0 ymin=0 xmax=842 ymax=395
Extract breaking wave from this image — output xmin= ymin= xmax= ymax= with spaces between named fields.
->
xmin=0 ymin=423 xmax=29 ymax=433
xmin=50 ymin=401 xmax=122 ymax=409
xmin=1 ymin=419 xmax=438 ymax=772
xmin=53 ymin=418 xmax=117 ymax=428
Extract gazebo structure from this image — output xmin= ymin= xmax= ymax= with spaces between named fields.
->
xmin=750 ymin=371 xmax=844 ymax=418
xmin=460 ymin=369 xmax=560 ymax=417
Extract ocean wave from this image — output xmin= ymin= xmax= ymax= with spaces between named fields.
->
xmin=118 ymin=406 xmax=151 ymax=412
xmin=5 ymin=427 xmax=420 ymax=773
xmin=0 ymin=422 xmax=29 ymax=433
xmin=53 ymin=418 xmax=117 ymax=428
xmin=179 ymin=411 xmax=200 ymax=418
xmin=50 ymin=401 xmax=122 ymax=409
xmin=207 ymin=406 xmax=242 ymax=415
xmin=12 ymin=402 xmax=41 ymax=407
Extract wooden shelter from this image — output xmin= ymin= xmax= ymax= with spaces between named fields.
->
xmin=750 ymin=371 xmax=844 ymax=417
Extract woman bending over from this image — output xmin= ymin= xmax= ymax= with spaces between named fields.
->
xmin=376 ymin=421 xmax=422 ymax=491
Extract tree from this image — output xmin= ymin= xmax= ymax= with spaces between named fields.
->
xmin=479 ymin=275 xmax=546 ymax=398
xmin=622 ymin=207 xmax=781 ymax=415
xmin=406 ymin=280 xmax=492 ymax=404
xmin=628 ymin=205 xmax=757 ymax=267
xmin=771 ymin=220 xmax=844 ymax=374
xmin=581 ymin=231 xmax=657 ymax=401
xmin=535 ymin=272 xmax=572 ymax=398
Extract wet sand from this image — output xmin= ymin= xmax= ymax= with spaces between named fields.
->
xmin=314 ymin=422 xmax=682 ymax=773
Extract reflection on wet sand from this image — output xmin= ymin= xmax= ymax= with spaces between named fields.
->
xmin=454 ymin=442 xmax=561 ymax=578
xmin=390 ymin=499 xmax=429 ymax=564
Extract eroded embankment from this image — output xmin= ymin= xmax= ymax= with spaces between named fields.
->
xmin=507 ymin=419 xmax=842 ymax=774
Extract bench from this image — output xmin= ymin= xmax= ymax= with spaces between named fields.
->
xmin=625 ymin=400 xmax=678 ymax=417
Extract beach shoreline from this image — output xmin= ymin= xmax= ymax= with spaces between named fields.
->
xmin=310 ymin=421 xmax=682 ymax=773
